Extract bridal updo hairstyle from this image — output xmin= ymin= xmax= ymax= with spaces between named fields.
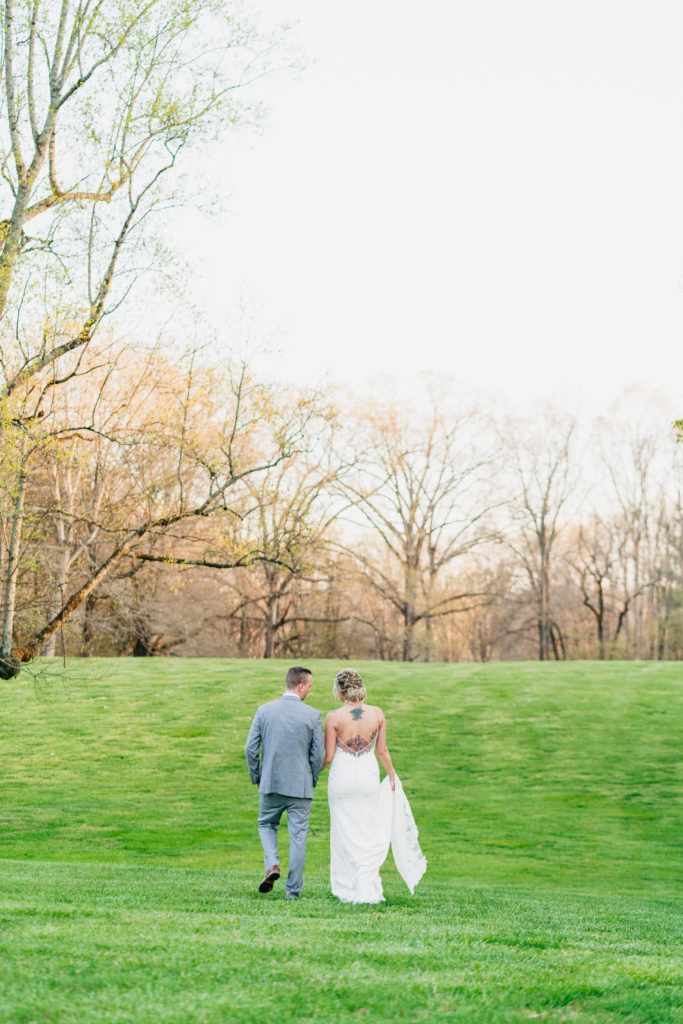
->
xmin=334 ymin=668 xmax=367 ymax=703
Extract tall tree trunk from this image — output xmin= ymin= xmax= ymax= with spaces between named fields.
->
xmin=402 ymin=602 xmax=417 ymax=661
xmin=238 ymin=607 xmax=250 ymax=657
xmin=423 ymin=614 xmax=433 ymax=662
xmin=537 ymin=550 xmax=552 ymax=660
xmin=42 ymin=545 xmax=73 ymax=656
xmin=81 ymin=591 xmax=97 ymax=656
xmin=1 ymin=443 xmax=27 ymax=657
xmin=403 ymin=560 xmax=419 ymax=661
xmin=264 ymin=597 xmax=278 ymax=658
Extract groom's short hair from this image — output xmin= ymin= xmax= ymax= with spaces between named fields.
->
xmin=286 ymin=666 xmax=312 ymax=689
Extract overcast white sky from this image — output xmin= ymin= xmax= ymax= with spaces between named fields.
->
xmin=181 ymin=0 xmax=683 ymax=408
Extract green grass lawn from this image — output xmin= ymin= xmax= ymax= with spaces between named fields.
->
xmin=0 ymin=658 xmax=681 ymax=1022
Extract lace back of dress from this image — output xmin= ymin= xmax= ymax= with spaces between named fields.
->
xmin=335 ymin=706 xmax=379 ymax=757
xmin=336 ymin=732 xmax=378 ymax=757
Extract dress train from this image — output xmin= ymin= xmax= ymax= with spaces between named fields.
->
xmin=328 ymin=744 xmax=426 ymax=903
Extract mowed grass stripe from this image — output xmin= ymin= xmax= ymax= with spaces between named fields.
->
xmin=0 ymin=860 xmax=680 ymax=1024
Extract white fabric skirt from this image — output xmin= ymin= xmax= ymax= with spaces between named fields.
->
xmin=328 ymin=749 xmax=426 ymax=904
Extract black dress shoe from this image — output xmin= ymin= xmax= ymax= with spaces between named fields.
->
xmin=258 ymin=865 xmax=281 ymax=893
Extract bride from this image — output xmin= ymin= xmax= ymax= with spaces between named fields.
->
xmin=323 ymin=668 xmax=426 ymax=903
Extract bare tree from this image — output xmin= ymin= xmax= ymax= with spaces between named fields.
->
xmin=569 ymin=515 xmax=643 ymax=659
xmin=445 ymin=555 xmax=522 ymax=662
xmin=503 ymin=412 xmax=577 ymax=661
xmin=221 ymin=417 xmax=346 ymax=658
xmin=652 ymin=485 xmax=683 ymax=659
xmin=343 ymin=390 xmax=499 ymax=661
xmin=597 ymin=398 xmax=673 ymax=657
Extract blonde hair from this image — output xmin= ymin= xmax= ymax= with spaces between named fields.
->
xmin=333 ymin=668 xmax=367 ymax=703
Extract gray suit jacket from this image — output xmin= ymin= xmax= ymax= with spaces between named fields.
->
xmin=245 ymin=695 xmax=325 ymax=799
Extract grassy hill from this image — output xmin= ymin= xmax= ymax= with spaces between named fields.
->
xmin=1 ymin=658 xmax=680 ymax=893
xmin=0 ymin=658 xmax=681 ymax=1023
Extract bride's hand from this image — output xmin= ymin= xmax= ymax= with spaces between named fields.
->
xmin=390 ymin=774 xmax=396 ymax=791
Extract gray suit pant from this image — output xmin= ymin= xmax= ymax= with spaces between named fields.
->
xmin=258 ymin=792 xmax=312 ymax=898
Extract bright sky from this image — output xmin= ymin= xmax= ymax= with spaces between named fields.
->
xmin=183 ymin=0 xmax=683 ymax=408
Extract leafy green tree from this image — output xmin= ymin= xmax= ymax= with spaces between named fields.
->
xmin=0 ymin=0 xmax=268 ymax=400
xmin=0 ymin=0 xmax=287 ymax=673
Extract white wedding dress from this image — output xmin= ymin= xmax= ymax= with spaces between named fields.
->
xmin=328 ymin=730 xmax=427 ymax=903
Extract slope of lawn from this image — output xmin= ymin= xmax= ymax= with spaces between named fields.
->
xmin=0 ymin=658 xmax=680 ymax=1023
xmin=1 ymin=658 xmax=680 ymax=893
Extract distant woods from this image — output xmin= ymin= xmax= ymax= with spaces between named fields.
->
xmin=2 ymin=366 xmax=682 ymax=665
xmin=0 ymin=2 xmax=681 ymax=667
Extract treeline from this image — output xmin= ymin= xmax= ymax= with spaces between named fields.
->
xmin=5 ymin=366 xmax=683 ymax=665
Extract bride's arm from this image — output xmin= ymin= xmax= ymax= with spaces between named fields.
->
xmin=375 ymin=709 xmax=395 ymax=790
xmin=322 ymin=712 xmax=337 ymax=769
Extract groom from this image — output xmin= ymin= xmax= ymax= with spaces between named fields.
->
xmin=245 ymin=666 xmax=325 ymax=899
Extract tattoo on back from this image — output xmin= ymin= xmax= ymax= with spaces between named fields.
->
xmin=350 ymin=706 xmax=364 ymax=721
xmin=346 ymin=731 xmax=377 ymax=751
